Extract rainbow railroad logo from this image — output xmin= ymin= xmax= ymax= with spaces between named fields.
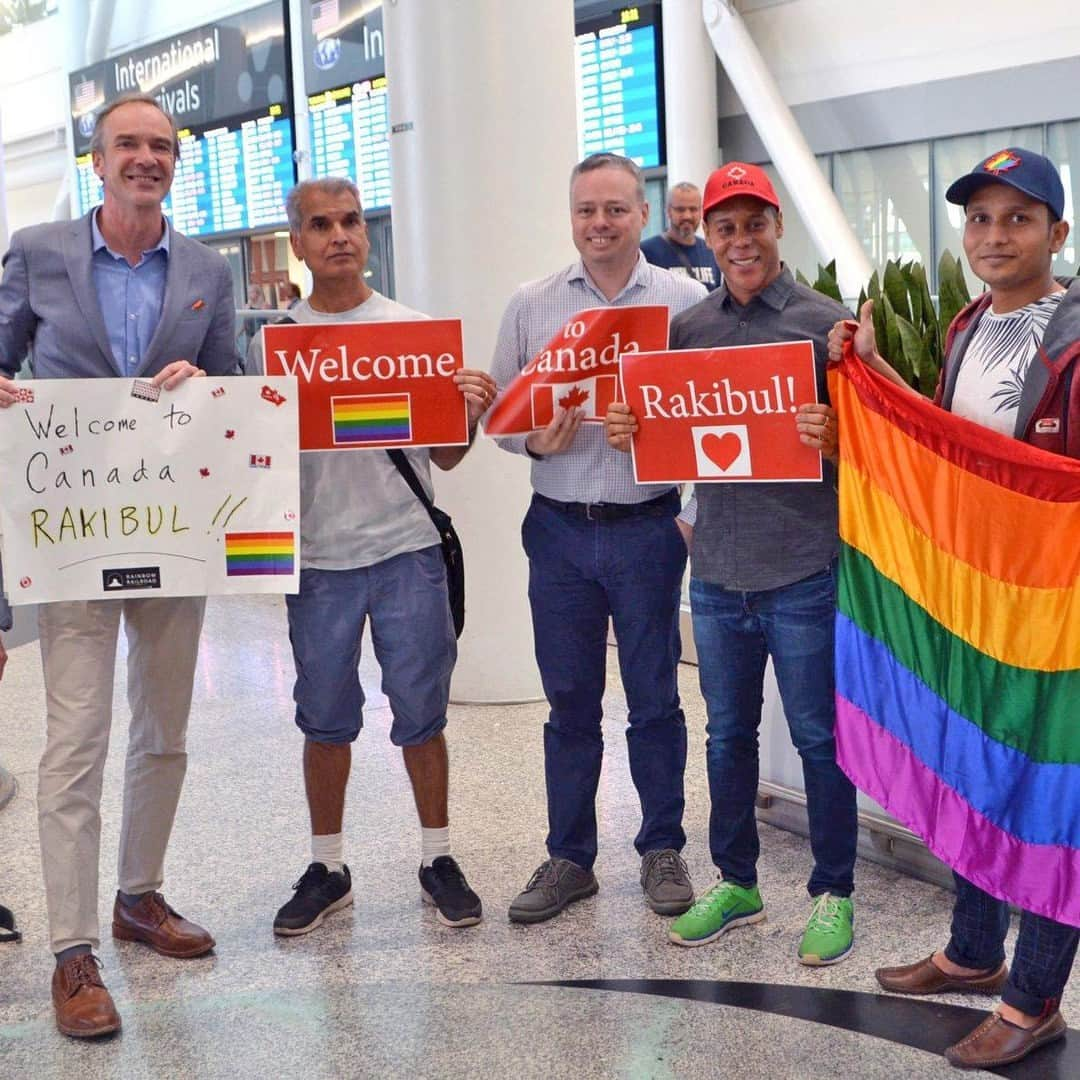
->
xmin=983 ymin=150 xmax=1021 ymax=174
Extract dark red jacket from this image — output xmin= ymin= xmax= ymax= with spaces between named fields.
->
xmin=937 ymin=279 xmax=1080 ymax=460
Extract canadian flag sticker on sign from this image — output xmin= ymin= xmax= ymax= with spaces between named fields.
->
xmin=621 ymin=341 xmax=823 ymax=484
xmin=531 ymin=375 xmax=620 ymax=427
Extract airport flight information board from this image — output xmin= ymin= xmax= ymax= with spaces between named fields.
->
xmin=307 ymin=78 xmax=392 ymax=212
xmin=302 ymin=2 xmax=392 ymax=211
xmin=68 ymin=2 xmax=295 ymax=237
xmin=575 ymin=3 xmax=665 ymax=169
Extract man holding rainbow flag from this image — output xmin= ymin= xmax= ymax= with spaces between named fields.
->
xmin=829 ymin=147 xmax=1080 ymax=1070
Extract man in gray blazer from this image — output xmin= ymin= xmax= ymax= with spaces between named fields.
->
xmin=0 ymin=92 xmax=240 ymax=1038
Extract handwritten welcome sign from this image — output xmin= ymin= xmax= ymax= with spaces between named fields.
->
xmin=0 ymin=377 xmax=300 ymax=605
xmin=620 ymin=341 xmax=822 ymax=484
xmin=484 ymin=306 xmax=669 ymax=436
xmin=262 ymin=320 xmax=468 ymax=451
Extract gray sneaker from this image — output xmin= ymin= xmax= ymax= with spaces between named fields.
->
xmin=641 ymin=849 xmax=694 ymax=915
xmin=508 ymin=858 xmax=598 ymax=924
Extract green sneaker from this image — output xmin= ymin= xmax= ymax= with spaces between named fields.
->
xmin=798 ymin=893 xmax=854 ymax=966
xmin=668 ymin=881 xmax=765 ymax=947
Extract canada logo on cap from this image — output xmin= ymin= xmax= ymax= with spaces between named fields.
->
xmin=702 ymin=162 xmax=781 ymax=217
xmin=983 ymin=150 xmax=1021 ymax=174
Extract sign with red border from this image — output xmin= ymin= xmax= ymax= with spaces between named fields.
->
xmin=484 ymin=306 xmax=669 ymax=436
xmin=263 ymin=320 xmax=468 ymax=451
xmin=621 ymin=341 xmax=822 ymax=483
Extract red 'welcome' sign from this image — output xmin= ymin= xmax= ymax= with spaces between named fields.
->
xmin=484 ymin=306 xmax=669 ymax=436
xmin=263 ymin=320 xmax=468 ymax=451
xmin=621 ymin=341 xmax=822 ymax=483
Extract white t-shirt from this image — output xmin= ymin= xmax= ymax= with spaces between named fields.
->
xmin=952 ymin=291 xmax=1065 ymax=436
xmin=248 ymin=293 xmax=440 ymax=570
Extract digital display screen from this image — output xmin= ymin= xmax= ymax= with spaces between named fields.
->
xmin=575 ymin=3 xmax=665 ymax=169
xmin=68 ymin=2 xmax=295 ymax=237
xmin=301 ymin=2 xmax=392 ymax=211
xmin=308 ymin=78 xmax=391 ymax=212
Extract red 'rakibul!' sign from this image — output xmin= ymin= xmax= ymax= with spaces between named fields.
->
xmin=263 ymin=320 xmax=468 ymax=452
xmin=620 ymin=340 xmax=823 ymax=483
xmin=484 ymin=306 xmax=669 ymax=436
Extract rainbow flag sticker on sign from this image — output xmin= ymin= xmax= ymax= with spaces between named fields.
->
xmin=331 ymin=393 xmax=412 ymax=445
xmin=224 ymin=531 xmax=296 ymax=576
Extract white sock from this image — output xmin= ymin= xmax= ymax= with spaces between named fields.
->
xmin=312 ymin=832 xmax=345 ymax=874
xmin=421 ymin=826 xmax=451 ymax=868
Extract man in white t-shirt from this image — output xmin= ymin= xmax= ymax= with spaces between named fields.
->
xmin=830 ymin=147 xmax=1079 ymax=1071
xmin=247 ymin=178 xmax=496 ymax=933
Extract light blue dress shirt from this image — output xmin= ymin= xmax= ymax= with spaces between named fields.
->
xmin=90 ymin=210 xmax=170 ymax=377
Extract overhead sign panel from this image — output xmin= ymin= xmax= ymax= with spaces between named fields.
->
xmin=574 ymin=2 xmax=666 ymax=169
xmin=301 ymin=1 xmax=392 ymax=212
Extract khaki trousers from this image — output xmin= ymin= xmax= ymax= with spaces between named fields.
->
xmin=37 ymin=595 xmax=205 ymax=952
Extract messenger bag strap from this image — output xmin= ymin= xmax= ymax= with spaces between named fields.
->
xmin=386 ymin=448 xmax=440 ymax=527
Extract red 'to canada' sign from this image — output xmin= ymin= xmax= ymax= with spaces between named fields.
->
xmin=621 ymin=340 xmax=823 ymax=484
xmin=485 ymin=305 xmax=669 ymax=436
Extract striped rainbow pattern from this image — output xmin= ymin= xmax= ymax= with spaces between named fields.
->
xmin=831 ymin=350 xmax=1080 ymax=928
xmin=332 ymin=394 xmax=411 ymax=445
xmin=983 ymin=150 xmax=1020 ymax=173
xmin=225 ymin=531 xmax=295 ymax=576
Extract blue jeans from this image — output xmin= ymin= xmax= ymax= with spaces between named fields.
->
xmin=690 ymin=564 xmax=857 ymax=897
xmin=522 ymin=493 xmax=688 ymax=871
xmin=286 ymin=547 xmax=455 ymax=747
xmin=947 ymin=873 xmax=1080 ymax=1015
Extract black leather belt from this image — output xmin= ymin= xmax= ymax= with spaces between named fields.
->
xmin=533 ymin=491 xmax=678 ymax=522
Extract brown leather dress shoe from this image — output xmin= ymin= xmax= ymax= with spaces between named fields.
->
xmin=52 ymin=954 xmax=121 ymax=1038
xmin=875 ymin=954 xmax=1008 ymax=995
xmin=945 ymin=1010 xmax=1067 ymax=1068
xmin=112 ymin=892 xmax=215 ymax=958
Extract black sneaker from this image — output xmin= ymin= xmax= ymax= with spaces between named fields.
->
xmin=419 ymin=856 xmax=483 ymax=927
xmin=273 ymin=863 xmax=353 ymax=936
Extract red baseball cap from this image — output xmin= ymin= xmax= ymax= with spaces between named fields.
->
xmin=702 ymin=162 xmax=780 ymax=218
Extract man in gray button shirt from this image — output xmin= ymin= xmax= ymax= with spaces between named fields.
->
xmin=609 ymin=162 xmax=859 ymax=965
xmin=491 ymin=153 xmax=706 ymax=924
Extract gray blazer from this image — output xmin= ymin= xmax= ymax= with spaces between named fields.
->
xmin=0 ymin=212 xmax=241 ymax=379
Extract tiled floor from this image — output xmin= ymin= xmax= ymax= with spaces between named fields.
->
xmin=0 ymin=595 xmax=1074 ymax=1078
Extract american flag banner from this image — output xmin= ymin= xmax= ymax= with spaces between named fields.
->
xmin=311 ymin=0 xmax=339 ymax=35
xmin=73 ymin=79 xmax=97 ymax=112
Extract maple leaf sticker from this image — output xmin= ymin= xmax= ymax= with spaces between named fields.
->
xmin=559 ymin=385 xmax=590 ymax=410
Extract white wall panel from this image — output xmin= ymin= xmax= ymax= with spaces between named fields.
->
xmin=721 ymin=1 xmax=1080 ymax=114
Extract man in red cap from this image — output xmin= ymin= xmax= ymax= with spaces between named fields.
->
xmin=608 ymin=162 xmax=859 ymax=965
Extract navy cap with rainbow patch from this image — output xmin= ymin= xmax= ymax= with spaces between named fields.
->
xmin=945 ymin=147 xmax=1065 ymax=221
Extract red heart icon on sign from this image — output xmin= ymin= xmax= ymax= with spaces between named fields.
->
xmin=701 ymin=432 xmax=743 ymax=471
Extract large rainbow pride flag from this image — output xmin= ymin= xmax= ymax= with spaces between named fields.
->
xmin=831 ymin=349 xmax=1080 ymax=928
